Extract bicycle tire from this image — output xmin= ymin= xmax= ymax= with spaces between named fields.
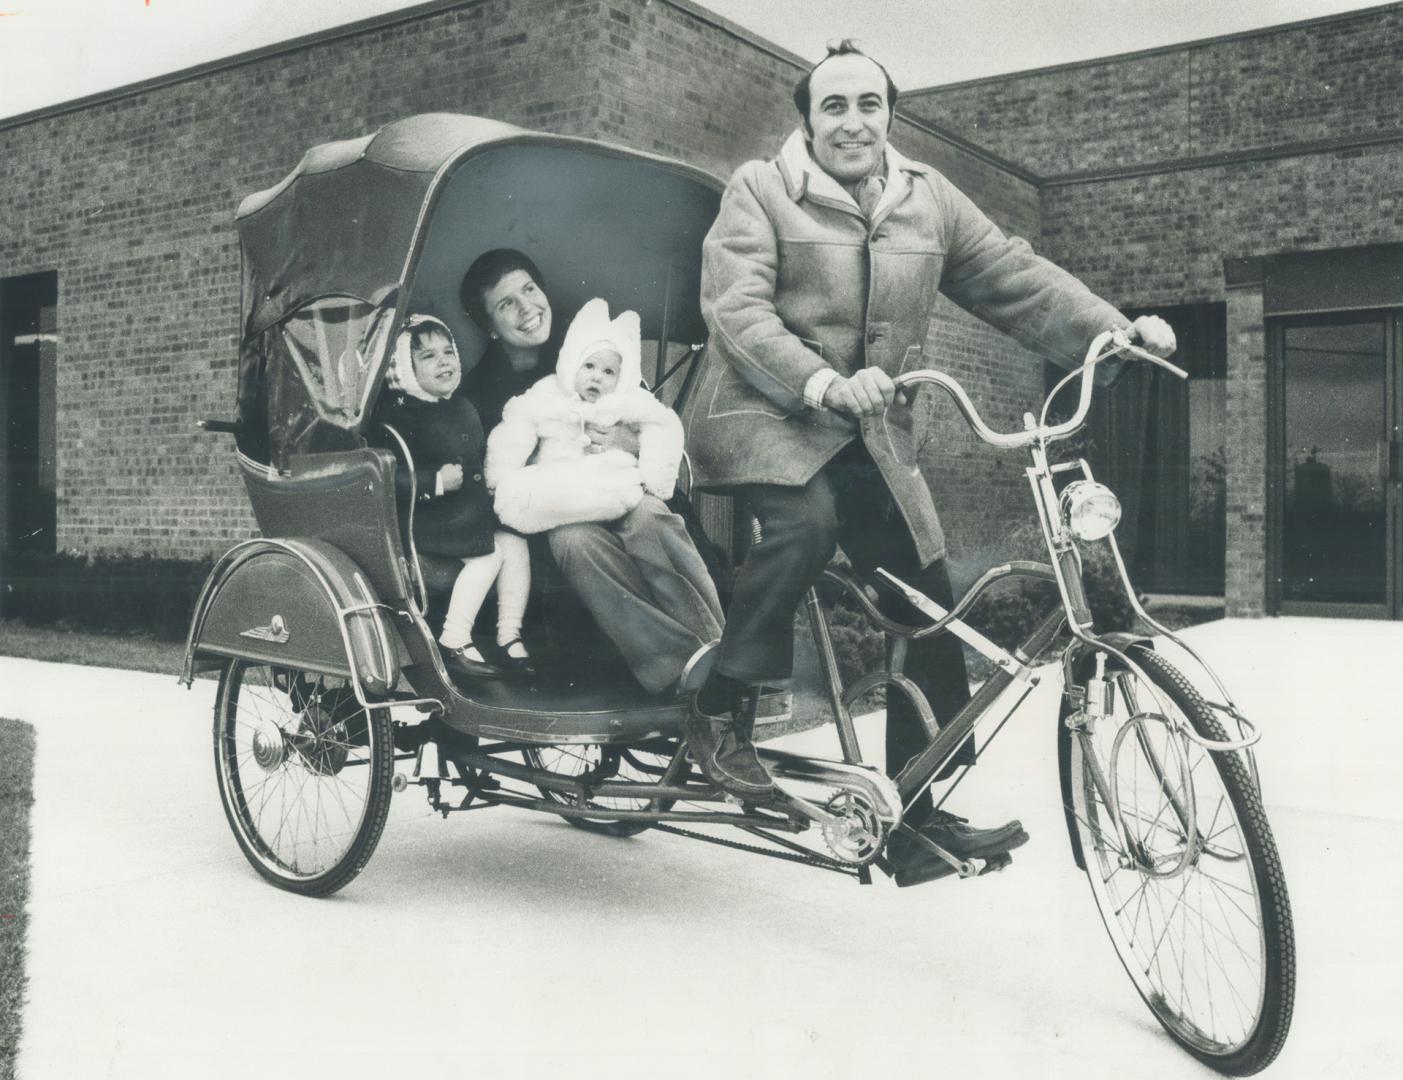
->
xmin=1065 ymin=645 xmax=1294 ymax=1074
xmin=214 ymin=659 xmax=394 ymax=896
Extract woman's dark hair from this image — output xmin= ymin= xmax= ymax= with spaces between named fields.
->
xmin=792 ymin=39 xmax=899 ymax=133
xmin=460 ymin=248 xmax=546 ymax=328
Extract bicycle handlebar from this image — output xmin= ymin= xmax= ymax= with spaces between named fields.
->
xmin=892 ymin=329 xmax=1187 ymax=450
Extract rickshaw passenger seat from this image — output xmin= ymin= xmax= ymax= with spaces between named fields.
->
xmin=240 ymin=448 xmax=415 ymax=607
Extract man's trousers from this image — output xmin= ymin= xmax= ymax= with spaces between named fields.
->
xmin=715 ymin=441 xmax=975 ymax=814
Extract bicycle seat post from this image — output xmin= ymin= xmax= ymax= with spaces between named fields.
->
xmin=804 ymin=585 xmax=864 ymax=765
xmin=887 ymin=635 xmax=909 ymax=676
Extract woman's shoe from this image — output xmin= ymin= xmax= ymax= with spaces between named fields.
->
xmin=497 ymin=637 xmax=536 ymax=677
xmin=440 ymin=642 xmax=501 ymax=682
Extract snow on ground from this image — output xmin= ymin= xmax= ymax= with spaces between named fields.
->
xmin=1 ymin=616 xmax=1398 ymax=1079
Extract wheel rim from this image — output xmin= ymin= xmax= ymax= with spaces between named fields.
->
xmin=217 ymin=663 xmax=378 ymax=881
xmin=1072 ymin=669 xmax=1268 ymax=1056
xmin=523 ymin=744 xmax=671 ymax=816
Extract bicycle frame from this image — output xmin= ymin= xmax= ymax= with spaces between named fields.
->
xmin=840 ymin=330 xmax=1265 ymax=880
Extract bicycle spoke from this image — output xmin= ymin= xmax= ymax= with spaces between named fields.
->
xmin=1068 ymin=647 xmax=1291 ymax=1064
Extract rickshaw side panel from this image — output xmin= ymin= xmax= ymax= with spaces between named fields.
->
xmin=241 ymin=448 xmax=414 ymax=607
xmin=185 ymin=538 xmax=404 ymax=697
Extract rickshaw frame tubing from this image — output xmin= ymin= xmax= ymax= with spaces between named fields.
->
xmin=470 ymin=791 xmax=806 ymax=831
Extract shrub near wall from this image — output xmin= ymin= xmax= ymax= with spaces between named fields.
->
xmin=0 ymin=552 xmax=215 ymax=640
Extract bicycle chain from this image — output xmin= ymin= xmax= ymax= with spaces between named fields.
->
xmin=652 ymin=823 xmax=860 ymax=875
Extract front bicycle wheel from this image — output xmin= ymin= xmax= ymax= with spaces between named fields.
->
xmin=1064 ymin=645 xmax=1294 ymax=1075
xmin=214 ymin=660 xmax=394 ymax=896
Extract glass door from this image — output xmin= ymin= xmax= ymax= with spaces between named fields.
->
xmin=1273 ymin=313 xmax=1397 ymax=616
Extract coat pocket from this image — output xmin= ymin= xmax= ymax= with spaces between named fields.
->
xmin=706 ymin=339 xmax=823 ymax=421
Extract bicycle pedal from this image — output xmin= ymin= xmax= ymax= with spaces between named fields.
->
xmin=977 ymin=852 xmax=1013 ymax=876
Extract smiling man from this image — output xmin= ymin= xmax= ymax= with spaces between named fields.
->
xmin=680 ymin=41 xmax=1175 ymax=886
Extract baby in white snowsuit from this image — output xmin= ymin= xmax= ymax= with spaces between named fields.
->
xmin=485 ymin=297 xmax=683 ymax=532
xmin=485 ymin=298 xmax=723 ymax=694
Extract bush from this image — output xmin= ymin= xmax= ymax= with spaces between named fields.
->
xmin=0 ymin=551 xmax=217 ymax=641
xmin=961 ymin=521 xmax=1137 ymax=659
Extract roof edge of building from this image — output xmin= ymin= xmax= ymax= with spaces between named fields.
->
xmin=0 ymin=0 xmax=479 ymax=133
xmin=905 ymin=0 xmax=1402 ymax=95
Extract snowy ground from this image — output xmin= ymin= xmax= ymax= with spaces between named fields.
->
xmin=2 ymin=616 xmax=1399 ymax=1079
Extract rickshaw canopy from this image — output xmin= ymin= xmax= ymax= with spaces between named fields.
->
xmin=233 ymin=113 xmax=723 ymax=469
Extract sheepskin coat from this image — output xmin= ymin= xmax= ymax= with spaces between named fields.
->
xmin=683 ymin=130 xmax=1128 ymax=566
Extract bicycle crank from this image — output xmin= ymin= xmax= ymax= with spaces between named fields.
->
xmin=759 ymin=748 xmax=903 ymax=865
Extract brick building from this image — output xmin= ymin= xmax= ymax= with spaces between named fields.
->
xmin=2 ymin=0 xmax=1400 ymax=619
xmin=907 ymin=1 xmax=1403 ymax=618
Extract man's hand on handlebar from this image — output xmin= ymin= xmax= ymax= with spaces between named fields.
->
xmin=1097 ymin=315 xmax=1178 ymax=386
xmin=1127 ymin=314 xmax=1176 ymax=358
xmin=822 ymin=367 xmax=905 ymax=417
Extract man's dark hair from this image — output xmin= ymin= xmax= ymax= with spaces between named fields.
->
xmin=792 ymin=39 xmax=899 ymax=133
xmin=460 ymin=248 xmax=546 ymax=328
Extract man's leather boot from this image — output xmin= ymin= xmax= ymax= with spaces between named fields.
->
xmin=886 ymin=810 xmax=1028 ymax=887
xmin=686 ymin=686 xmax=776 ymax=798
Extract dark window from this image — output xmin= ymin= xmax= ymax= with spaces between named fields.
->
xmin=1273 ymin=312 xmax=1393 ymax=611
xmin=1 ymin=271 xmax=58 ymax=558
xmin=1050 ymin=302 xmax=1227 ymax=595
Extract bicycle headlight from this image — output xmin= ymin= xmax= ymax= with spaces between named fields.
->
xmin=1060 ymin=480 xmax=1122 ymax=541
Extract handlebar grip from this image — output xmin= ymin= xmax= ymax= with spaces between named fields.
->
xmin=199 ymin=419 xmax=241 ymax=434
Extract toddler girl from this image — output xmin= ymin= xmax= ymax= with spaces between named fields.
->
xmin=376 ymin=315 xmax=531 ymax=684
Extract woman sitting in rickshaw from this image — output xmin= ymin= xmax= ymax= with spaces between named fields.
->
xmin=460 ymin=249 xmax=723 ymax=698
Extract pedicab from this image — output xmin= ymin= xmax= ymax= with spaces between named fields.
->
xmin=184 ymin=113 xmax=1293 ymax=1075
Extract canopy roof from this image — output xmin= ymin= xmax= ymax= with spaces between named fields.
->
xmin=233 ymin=113 xmax=724 ymax=466
xmin=235 ymin=112 xmax=723 ymax=339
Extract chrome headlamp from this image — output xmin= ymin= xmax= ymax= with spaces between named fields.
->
xmin=1060 ymin=480 xmax=1122 ymax=541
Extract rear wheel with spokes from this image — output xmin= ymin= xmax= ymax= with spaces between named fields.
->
xmin=214 ymin=660 xmax=393 ymax=896
xmin=522 ymin=744 xmax=678 ymax=837
xmin=1064 ymin=645 xmax=1294 ymax=1075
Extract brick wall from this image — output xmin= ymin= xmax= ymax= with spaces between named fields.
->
xmin=1224 ymin=287 xmax=1267 ymax=617
xmin=0 ymin=0 xmax=617 ymax=559
xmin=903 ymin=3 xmax=1403 ymax=178
xmin=1037 ymin=142 xmax=1403 ymax=308
xmin=0 ymin=0 xmax=1054 ymax=566
xmin=905 ymin=4 xmax=1403 ymax=614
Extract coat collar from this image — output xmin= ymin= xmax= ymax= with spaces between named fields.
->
xmin=775 ymin=129 xmax=933 ymax=220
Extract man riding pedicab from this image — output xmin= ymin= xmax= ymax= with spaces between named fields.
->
xmin=680 ymin=41 xmax=1177 ymax=887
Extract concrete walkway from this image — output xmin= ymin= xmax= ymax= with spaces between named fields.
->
xmin=2 ymin=617 xmax=1400 ymax=1079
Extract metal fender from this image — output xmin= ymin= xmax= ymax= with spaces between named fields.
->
xmin=1055 ymin=632 xmax=1155 ymax=870
xmin=183 ymin=537 xmax=402 ymax=699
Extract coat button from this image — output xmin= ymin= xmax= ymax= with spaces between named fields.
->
xmin=867 ymin=328 xmax=883 ymax=344
xmin=873 ymin=230 xmax=887 ymax=241
xmin=472 ymin=473 xmax=482 ymax=482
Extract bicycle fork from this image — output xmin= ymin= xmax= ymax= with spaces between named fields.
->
xmin=1064 ymin=651 xmax=1202 ymax=879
